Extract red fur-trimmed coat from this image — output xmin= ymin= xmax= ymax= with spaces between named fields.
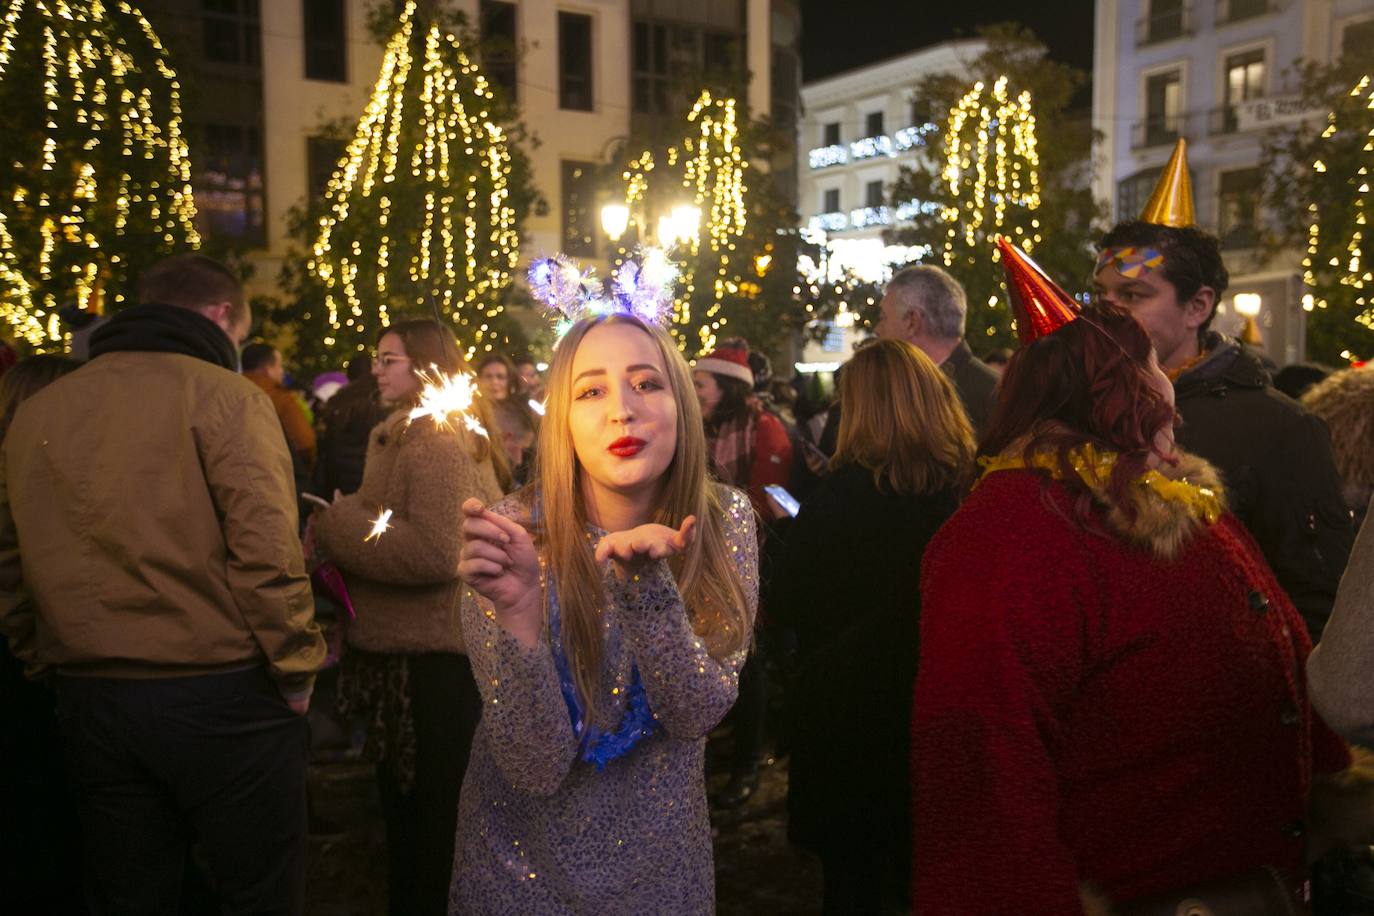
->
xmin=912 ymin=452 xmax=1350 ymax=914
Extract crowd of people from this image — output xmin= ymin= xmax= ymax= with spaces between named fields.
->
xmin=3 ymin=138 xmax=1374 ymax=916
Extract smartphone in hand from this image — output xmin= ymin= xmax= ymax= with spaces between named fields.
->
xmin=763 ymin=484 xmax=801 ymax=518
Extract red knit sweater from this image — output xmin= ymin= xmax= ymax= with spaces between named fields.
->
xmin=912 ymin=466 xmax=1348 ymax=914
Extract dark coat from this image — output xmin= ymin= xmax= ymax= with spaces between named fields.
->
xmin=1174 ymin=333 xmax=1354 ymax=641
xmin=940 ymin=339 xmax=1000 ymax=437
xmin=769 ymin=463 xmax=959 ymax=853
xmin=314 ymin=380 xmax=391 ymax=497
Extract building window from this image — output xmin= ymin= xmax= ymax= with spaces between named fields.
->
xmin=1213 ymin=48 xmax=1265 ymax=133
xmin=1342 ymin=18 xmax=1374 ymax=60
xmin=822 ymin=188 xmax=841 ymax=213
xmin=823 ymin=122 xmax=840 ymax=146
xmin=303 ymin=0 xmax=346 ymax=83
xmin=1141 ymin=0 xmax=1185 ymax=45
xmin=558 ymin=12 xmax=593 ymax=112
xmin=202 ymin=0 xmax=260 ymax=66
xmin=1218 ymin=168 xmax=1262 ymax=249
xmin=480 ymin=0 xmax=518 ymax=102
xmin=632 ymin=22 xmax=668 ymax=114
xmin=632 ymin=20 xmax=742 ymax=115
xmin=864 ymin=110 xmax=885 ymax=138
xmin=197 ymin=123 xmax=265 ymax=244
xmin=1117 ymin=168 xmax=1162 ymax=220
xmin=1219 ymin=0 xmax=1270 ymax=25
xmin=1138 ymin=69 xmax=1183 ymax=147
xmin=306 ymin=135 xmax=346 ymax=203
xmin=865 ymin=180 xmax=884 ymax=209
xmin=561 ymin=161 xmax=597 ymax=257
xmin=1225 ymin=49 xmax=1265 ymax=105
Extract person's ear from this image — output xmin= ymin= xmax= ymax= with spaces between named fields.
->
xmin=1181 ymin=286 xmax=1216 ymax=332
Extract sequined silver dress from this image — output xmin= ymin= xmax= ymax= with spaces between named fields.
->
xmin=449 ymin=486 xmax=758 ymax=915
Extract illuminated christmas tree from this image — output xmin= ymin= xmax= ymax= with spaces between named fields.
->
xmin=616 ymin=90 xmax=790 ymax=356
xmin=1301 ymin=73 xmax=1374 ymax=362
xmin=0 ymin=0 xmax=199 ymax=348
xmin=305 ymin=0 xmax=521 ymax=359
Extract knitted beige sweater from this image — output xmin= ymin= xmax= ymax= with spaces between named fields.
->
xmin=314 ymin=409 xmax=503 ymax=655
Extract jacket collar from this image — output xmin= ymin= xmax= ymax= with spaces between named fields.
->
xmin=983 ymin=436 xmax=1226 ymax=559
xmin=1174 ymin=331 xmax=1269 ymax=394
xmin=88 ymin=303 xmax=239 ymax=372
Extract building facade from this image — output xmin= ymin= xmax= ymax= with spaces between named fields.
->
xmin=795 ymin=41 xmax=982 ymax=369
xmin=1092 ymin=0 xmax=1374 ymax=363
xmin=139 ymin=0 xmax=798 ymax=318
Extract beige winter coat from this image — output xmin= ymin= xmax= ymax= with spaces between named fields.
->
xmin=313 ymin=409 xmax=503 ymax=655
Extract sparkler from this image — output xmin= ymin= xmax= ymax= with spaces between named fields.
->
xmin=364 ymin=508 xmax=394 ymax=543
xmin=408 ymin=366 xmax=489 ymax=438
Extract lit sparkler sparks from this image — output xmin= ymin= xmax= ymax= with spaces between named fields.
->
xmin=364 ymin=508 xmax=394 ymax=543
xmin=408 ymin=366 xmax=489 ymax=438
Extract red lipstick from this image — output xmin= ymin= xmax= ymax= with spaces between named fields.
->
xmin=608 ymin=436 xmax=646 ymax=457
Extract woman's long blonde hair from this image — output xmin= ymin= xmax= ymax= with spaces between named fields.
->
xmin=534 ymin=315 xmax=751 ymax=722
xmin=833 ymin=339 xmax=976 ymax=495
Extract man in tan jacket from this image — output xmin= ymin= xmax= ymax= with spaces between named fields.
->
xmin=0 ymin=253 xmax=326 ymax=916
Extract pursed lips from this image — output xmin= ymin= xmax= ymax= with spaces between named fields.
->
xmin=607 ymin=436 xmax=647 ymax=457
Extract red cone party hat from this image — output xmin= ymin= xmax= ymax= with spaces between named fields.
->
xmin=996 ymin=236 xmax=1081 ymax=345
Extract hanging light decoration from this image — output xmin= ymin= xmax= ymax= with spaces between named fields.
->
xmin=309 ymin=0 xmax=519 ymax=356
xmin=0 ymin=0 xmax=199 ymax=348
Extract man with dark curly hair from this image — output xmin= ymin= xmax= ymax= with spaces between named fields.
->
xmin=1093 ymin=219 xmax=1352 ymax=640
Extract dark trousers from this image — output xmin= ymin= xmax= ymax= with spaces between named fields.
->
xmin=375 ymin=654 xmax=481 ymax=916
xmin=819 ymin=837 xmax=910 ymax=916
xmin=53 ymin=667 xmax=310 ymax=916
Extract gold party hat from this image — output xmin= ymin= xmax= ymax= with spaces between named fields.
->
xmin=1139 ymin=138 xmax=1195 ymax=227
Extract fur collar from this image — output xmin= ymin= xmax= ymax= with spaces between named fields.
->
xmin=981 ymin=443 xmax=1226 ymax=561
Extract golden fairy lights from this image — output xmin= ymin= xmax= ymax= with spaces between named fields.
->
xmin=0 ymin=0 xmax=198 ymax=347
xmin=940 ymin=76 xmax=1042 ymax=268
xmin=310 ymin=0 xmax=519 ymax=357
xmin=617 ymin=90 xmax=748 ymax=355
xmin=1302 ymin=74 xmax=1373 ymax=340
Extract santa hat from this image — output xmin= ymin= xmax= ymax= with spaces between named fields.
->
xmin=695 ymin=345 xmax=754 ymax=386
xmin=996 ymin=236 xmax=1081 ymax=345
xmin=1139 ymin=138 xmax=1195 ymax=227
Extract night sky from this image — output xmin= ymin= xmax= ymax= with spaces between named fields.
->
xmin=801 ymin=0 xmax=1096 ymax=83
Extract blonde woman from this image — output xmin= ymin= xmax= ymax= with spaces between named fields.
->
xmin=770 ymin=339 xmax=975 ymax=914
xmin=451 ymin=312 xmax=758 ymax=914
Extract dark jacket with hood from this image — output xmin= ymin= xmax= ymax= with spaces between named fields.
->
xmin=1174 ymin=332 xmax=1353 ymax=640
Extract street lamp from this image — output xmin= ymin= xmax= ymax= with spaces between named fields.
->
xmin=656 ymin=204 xmax=700 ymax=248
xmin=600 ymin=203 xmax=629 ymax=243
xmin=1233 ymin=292 xmax=1263 ymax=346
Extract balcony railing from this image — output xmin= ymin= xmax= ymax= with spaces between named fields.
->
xmin=1131 ymin=115 xmax=1187 ymax=149
xmin=1216 ymin=0 xmax=1282 ymax=26
xmin=805 ymin=123 xmax=937 ymax=171
xmin=1208 ymin=105 xmax=1239 ymax=135
xmin=1136 ymin=3 xmax=1193 ymax=46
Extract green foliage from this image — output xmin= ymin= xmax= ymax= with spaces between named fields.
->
xmin=0 ymin=1 xmax=200 ymax=348
xmin=1262 ymin=62 xmax=1374 ymax=364
xmin=886 ymin=24 xmax=1104 ymax=352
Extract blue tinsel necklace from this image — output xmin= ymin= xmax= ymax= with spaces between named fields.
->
xmin=535 ymin=499 xmax=658 ymax=771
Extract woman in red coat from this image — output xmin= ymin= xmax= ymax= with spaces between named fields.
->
xmin=911 ymin=241 xmax=1349 ymax=914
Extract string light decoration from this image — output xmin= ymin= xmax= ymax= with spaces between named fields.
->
xmin=617 ymin=90 xmax=748 ymax=354
xmin=939 ymin=77 xmax=1042 ymax=279
xmin=1302 ymin=74 xmax=1373 ymax=346
xmin=309 ymin=0 xmax=519 ymax=357
xmin=0 ymin=0 xmax=199 ymax=348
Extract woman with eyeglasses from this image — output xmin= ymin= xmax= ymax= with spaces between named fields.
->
xmin=312 ymin=319 xmax=512 ymax=916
